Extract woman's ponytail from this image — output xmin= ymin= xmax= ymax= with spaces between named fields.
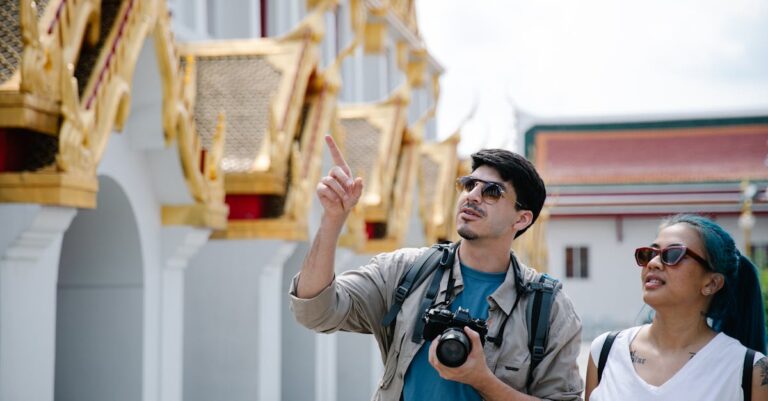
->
xmin=720 ymin=254 xmax=766 ymax=354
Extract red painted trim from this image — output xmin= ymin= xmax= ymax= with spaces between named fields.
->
xmin=48 ymin=0 xmax=67 ymax=34
xmin=0 ymin=129 xmax=10 ymax=171
xmin=0 ymin=129 xmax=27 ymax=172
xmin=199 ymin=149 xmax=207 ymax=173
xmin=549 ymin=189 xmax=745 ymax=197
xmin=85 ymin=0 xmax=135 ymax=110
xmin=549 ymin=200 xmax=744 ymax=208
xmin=225 ymin=195 xmax=267 ymax=219
xmin=549 ymin=211 xmax=768 ymax=219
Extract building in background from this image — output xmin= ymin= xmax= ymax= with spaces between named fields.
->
xmin=519 ymin=113 xmax=768 ymax=338
xmin=0 ymin=1 xmax=463 ymax=401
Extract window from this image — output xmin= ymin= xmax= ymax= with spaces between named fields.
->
xmin=565 ymin=246 xmax=589 ymax=278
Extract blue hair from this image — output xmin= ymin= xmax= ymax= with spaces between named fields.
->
xmin=662 ymin=214 xmax=766 ymax=353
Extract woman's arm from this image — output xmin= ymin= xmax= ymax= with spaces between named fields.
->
xmin=752 ymin=356 xmax=768 ymax=400
xmin=584 ymin=354 xmax=598 ymax=401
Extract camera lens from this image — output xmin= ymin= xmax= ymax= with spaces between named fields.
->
xmin=436 ymin=328 xmax=471 ymax=367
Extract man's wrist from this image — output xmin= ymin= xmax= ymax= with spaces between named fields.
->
xmin=470 ymin=366 xmax=499 ymax=394
xmin=472 ymin=369 xmax=538 ymax=401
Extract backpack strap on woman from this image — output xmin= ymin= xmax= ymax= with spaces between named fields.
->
xmin=597 ymin=330 xmax=621 ymax=383
xmin=743 ymin=348 xmax=756 ymax=401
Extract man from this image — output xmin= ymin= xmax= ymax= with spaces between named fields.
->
xmin=290 ymin=136 xmax=583 ymax=401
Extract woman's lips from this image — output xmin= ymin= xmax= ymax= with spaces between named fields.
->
xmin=644 ymin=274 xmax=665 ymax=290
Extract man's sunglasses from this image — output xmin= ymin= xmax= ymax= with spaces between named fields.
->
xmin=634 ymin=245 xmax=710 ymax=269
xmin=455 ymin=176 xmax=524 ymax=208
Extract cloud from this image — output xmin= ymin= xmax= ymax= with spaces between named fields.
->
xmin=416 ymin=0 xmax=768 ymax=150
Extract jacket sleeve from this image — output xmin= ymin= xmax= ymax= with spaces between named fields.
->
xmin=528 ymin=289 xmax=585 ymax=401
xmin=288 ymin=248 xmax=422 ymax=335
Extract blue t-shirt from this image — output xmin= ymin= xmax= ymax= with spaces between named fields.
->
xmin=401 ymin=263 xmax=506 ymax=401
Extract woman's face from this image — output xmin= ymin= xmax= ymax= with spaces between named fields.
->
xmin=640 ymin=223 xmax=716 ymax=310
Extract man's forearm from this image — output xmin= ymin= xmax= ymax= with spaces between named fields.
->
xmin=295 ymin=215 xmax=345 ymax=298
xmin=474 ymin=372 xmax=540 ymax=401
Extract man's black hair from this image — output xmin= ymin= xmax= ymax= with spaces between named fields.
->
xmin=470 ymin=149 xmax=546 ymax=238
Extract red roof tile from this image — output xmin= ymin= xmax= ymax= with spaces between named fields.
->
xmin=534 ymin=124 xmax=768 ymax=184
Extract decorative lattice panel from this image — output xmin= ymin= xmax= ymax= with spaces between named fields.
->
xmin=340 ymin=118 xmax=381 ymax=180
xmin=0 ymin=1 xmax=21 ymax=84
xmin=194 ymin=55 xmax=282 ymax=173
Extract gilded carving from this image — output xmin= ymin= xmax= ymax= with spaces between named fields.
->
xmin=2 ymin=0 xmax=228 ymax=229
xmin=419 ymin=132 xmax=460 ymax=245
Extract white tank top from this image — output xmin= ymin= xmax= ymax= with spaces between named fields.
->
xmin=589 ymin=325 xmax=764 ymax=401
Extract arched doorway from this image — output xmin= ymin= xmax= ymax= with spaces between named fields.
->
xmin=55 ymin=176 xmax=143 ymax=401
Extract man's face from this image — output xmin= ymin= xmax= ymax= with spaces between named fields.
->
xmin=455 ymin=165 xmax=530 ymax=241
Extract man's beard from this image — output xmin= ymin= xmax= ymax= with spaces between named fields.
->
xmin=457 ymin=226 xmax=478 ymax=240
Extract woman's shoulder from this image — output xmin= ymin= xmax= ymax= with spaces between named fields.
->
xmin=591 ymin=326 xmax=644 ymax=345
xmin=710 ymin=332 xmax=767 ymax=361
xmin=589 ymin=325 xmax=645 ymax=360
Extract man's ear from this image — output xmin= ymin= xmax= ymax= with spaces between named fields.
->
xmin=512 ymin=210 xmax=534 ymax=232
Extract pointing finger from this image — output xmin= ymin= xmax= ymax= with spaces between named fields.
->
xmin=325 ymin=135 xmax=352 ymax=177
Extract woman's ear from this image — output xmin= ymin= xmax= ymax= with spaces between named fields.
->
xmin=702 ymin=273 xmax=725 ymax=296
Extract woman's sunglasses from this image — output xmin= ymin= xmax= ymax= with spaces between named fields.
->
xmin=455 ymin=176 xmax=516 ymax=206
xmin=634 ymin=245 xmax=710 ymax=269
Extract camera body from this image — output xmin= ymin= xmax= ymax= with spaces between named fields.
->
xmin=422 ymin=307 xmax=488 ymax=367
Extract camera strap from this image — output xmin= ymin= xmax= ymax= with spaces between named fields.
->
xmin=486 ymin=252 xmax=524 ymax=346
xmin=411 ymin=245 xmax=457 ymax=343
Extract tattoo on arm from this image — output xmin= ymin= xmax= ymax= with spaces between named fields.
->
xmin=630 ymin=350 xmax=646 ymax=365
xmin=757 ymin=356 xmax=768 ymax=386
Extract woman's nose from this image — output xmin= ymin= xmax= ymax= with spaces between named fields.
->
xmin=646 ymin=254 xmax=664 ymax=270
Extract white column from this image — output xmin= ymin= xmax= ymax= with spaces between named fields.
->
xmin=159 ymin=227 xmax=211 ymax=401
xmin=315 ymin=333 xmax=337 ymax=401
xmin=0 ymin=205 xmax=76 ymax=401
xmin=258 ymin=242 xmax=298 ymax=401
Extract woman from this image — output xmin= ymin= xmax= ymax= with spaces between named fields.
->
xmin=585 ymin=213 xmax=767 ymax=401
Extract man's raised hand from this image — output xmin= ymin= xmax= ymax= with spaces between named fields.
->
xmin=316 ymin=135 xmax=364 ymax=222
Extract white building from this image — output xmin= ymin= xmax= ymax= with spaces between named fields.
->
xmin=519 ymin=112 xmax=768 ymax=339
xmin=0 ymin=1 xmax=454 ymax=401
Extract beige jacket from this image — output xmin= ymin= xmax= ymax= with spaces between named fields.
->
xmin=289 ymin=247 xmax=584 ymax=401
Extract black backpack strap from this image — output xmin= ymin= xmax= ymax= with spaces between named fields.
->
xmin=525 ymin=274 xmax=560 ymax=386
xmin=380 ymin=244 xmax=447 ymax=328
xmin=597 ymin=330 xmax=621 ymax=384
xmin=743 ymin=348 xmax=756 ymax=401
xmin=411 ymin=244 xmax=457 ymax=343
xmin=411 ymin=259 xmax=450 ymax=342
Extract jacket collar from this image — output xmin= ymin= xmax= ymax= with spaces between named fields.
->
xmin=439 ymin=247 xmax=537 ymax=316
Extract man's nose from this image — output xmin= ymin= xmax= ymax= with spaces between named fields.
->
xmin=466 ymin=183 xmax=484 ymax=203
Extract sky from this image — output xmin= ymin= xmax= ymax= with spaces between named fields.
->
xmin=415 ymin=0 xmax=768 ymax=155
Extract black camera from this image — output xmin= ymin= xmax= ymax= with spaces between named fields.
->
xmin=422 ymin=307 xmax=488 ymax=367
